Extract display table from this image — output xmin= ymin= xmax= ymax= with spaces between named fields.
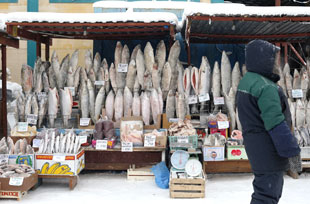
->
xmin=83 ymin=146 xmax=166 ymax=170
xmin=203 ymin=159 xmax=252 ymax=173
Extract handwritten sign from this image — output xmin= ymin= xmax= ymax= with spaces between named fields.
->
xmin=65 ymin=87 xmax=75 ymax=96
xmin=26 ymin=114 xmax=38 ymax=125
xmin=188 ymin=95 xmax=198 ymax=104
xmin=32 ymin=139 xmax=42 ymax=148
xmin=218 ymin=121 xmax=230 ymax=129
xmin=121 ymin=142 xmax=133 ymax=152
xmin=177 ymin=136 xmax=189 ymax=144
xmin=144 ymin=135 xmax=156 ymax=147
xmin=96 ymin=140 xmax=108 ymax=150
xmin=79 ymin=136 xmax=87 ymax=144
xmin=292 ymin=89 xmax=303 ymax=98
xmin=214 ymin=97 xmax=225 ymax=105
xmin=94 ymin=81 xmax=105 ymax=86
xmin=169 ymin=118 xmax=179 ymax=123
xmin=80 ymin=118 xmax=90 ymax=126
xmin=9 ymin=177 xmax=24 ymax=186
xmin=17 ymin=122 xmax=28 ymax=132
xmin=199 ymin=93 xmax=210 ymax=102
xmin=117 ymin=63 xmax=128 ymax=72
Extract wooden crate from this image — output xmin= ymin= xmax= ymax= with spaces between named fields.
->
xmin=203 ymin=159 xmax=252 ymax=173
xmin=127 ymin=165 xmax=154 ymax=181
xmin=169 ymin=172 xmax=205 ymax=199
xmin=301 ymin=147 xmax=310 ymax=160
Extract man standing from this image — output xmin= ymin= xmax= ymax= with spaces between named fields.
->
xmin=236 ymin=39 xmax=300 ymax=204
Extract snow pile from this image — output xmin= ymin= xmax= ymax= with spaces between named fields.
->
xmin=0 ymin=13 xmax=7 ymax=31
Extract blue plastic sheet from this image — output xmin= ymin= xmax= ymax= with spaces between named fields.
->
xmin=151 ymin=162 xmax=170 ymax=189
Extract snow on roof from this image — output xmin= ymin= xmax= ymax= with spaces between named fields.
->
xmin=6 ymin=11 xmax=178 ymax=25
xmin=0 ymin=14 xmax=7 ymax=31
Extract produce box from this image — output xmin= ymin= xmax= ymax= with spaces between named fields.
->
xmin=35 ymin=149 xmax=85 ymax=176
xmin=8 ymin=154 xmax=35 ymax=168
xmin=143 ymin=129 xmax=167 ymax=148
xmin=227 ymin=145 xmax=248 ymax=160
xmin=162 ymin=113 xmax=191 ymax=129
xmin=203 ymin=146 xmax=225 ymax=161
xmin=210 ymin=128 xmax=228 ymax=138
xmin=301 ymin=147 xmax=310 ymax=159
xmin=0 ymin=173 xmax=38 ymax=192
xmin=169 ymin=135 xmax=198 ymax=151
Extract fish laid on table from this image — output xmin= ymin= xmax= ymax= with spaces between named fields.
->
xmin=80 ymin=82 xmax=89 ymax=119
xmin=132 ymin=92 xmax=141 ymax=117
xmin=155 ymin=40 xmax=166 ymax=75
xmin=144 ymin=42 xmax=155 ymax=73
xmin=126 ymin=59 xmax=137 ymax=92
xmin=21 ymin=64 xmax=33 ymax=95
xmin=293 ymin=69 xmax=301 ymax=89
xmin=114 ymin=89 xmax=124 ymax=122
xmin=136 ymin=49 xmax=145 ymax=90
xmin=221 ymin=51 xmax=232 ymax=96
xmin=183 ymin=67 xmax=191 ymax=96
xmin=109 ymin=63 xmax=117 ymax=93
xmin=141 ymin=92 xmax=151 ymax=125
xmin=231 ymin=62 xmax=241 ymax=93
xmin=60 ymin=88 xmax=73 ymax=128
xmin=296 ymin=99 xmax=306 ymax=127
xmin=94 ymin=86 xmax=105 ymax=122
xmin=87 ymin=79 xmax=96 ymax=123
xmin=285 ymin=72 xmax=293 ymax=98
xmin=150 ymin=89 xmax=160 ymax=124
xmin=48 ymin=88 xmax=59 ymax=128
xmin=130 ymin=44 xmax=141 ymax=61
xmin=85 ymin=50 xmax=93 ymax=73
xmin=124 ymin=86 xmax=133 ymax=117
xmin=105 ymin=90 xmax=115 ymax=121
xmin=166 ymin=90 xmax=176 ymax=120
xmin=93 ymin=52 xmax=101 ymax=79
xmin=191 ymin=67 xmax=199 ymax=96
xmin=161 ymin=62 xmax=172 ymax=100
xmin=38 ymin=97 xmax=48 ymax=128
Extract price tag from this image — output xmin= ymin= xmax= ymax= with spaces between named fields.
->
xmin=177 ymin=136 xmax=189 ymax=143
xmin=214 ymin=97 xmax=225 ymax=105
xmin=121 ymin=142 xmax=133 ymax=152
xmin=26 ymin=114 xmax=38 ymax=125
xmin=198 ymin=93 xmax=210 ymax=102
xmin=79 ymin=136 xmax=87 ymax=144
xmin=32 ymin=139 xmax=42 ymax=148
xmin=169 ymin=118 xmax=179 ymax=123
xmin=292 ymin=89 xmax=303 ymax=98
xmin=117 ymin=63 xmax=128 ymax=72
xmin=80 ymin=118 xmax=90 ymax=126
xmin=17 ymin=122 xmax=28 ymax=132
xmin=94 ymin=81 xmax=105 ymax=86
xmin=217 ymin=121 xmax=230 ymax=129
xmin=37 ymin=92 xmax=47 ymax=101
xmin=96 ymin=140 xmax=108 ymax=150
xmin=0 ymin=154 xmax=9 ymax=164
xmin=144 ymin=135 xmax=156 ymax=147
xmin=188 ymin=95 xmax=198 ymax=104
xmin=65 ymin=87 xmax=75 ymax=96
xmin=9 ymin=177 xmax=24 ymax=186
xmin=53 ymin=155 xmax=66 ymax=162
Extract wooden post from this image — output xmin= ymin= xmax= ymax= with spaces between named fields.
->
xmin=45 ymin=41 xmax=50 ymax=61
xmin=289 ymin=43 xmax=307 ymax=66
xmin=1 ymin=45 xmax=7 ymax=138
xmin=275 ymin=0 xmax=281 ymax=6
xmin=36 ymin=36 xmax=41 ymax=58
xmin=283 ymin=43 xmax=288 ymax=64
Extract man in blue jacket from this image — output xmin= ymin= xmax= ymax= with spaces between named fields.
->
xmin=236 ymin=39 xmax=300 ymax=204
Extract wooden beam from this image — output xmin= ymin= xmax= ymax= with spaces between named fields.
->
xmin=190 ymin=32 xmax=310 ymax=39
xmin=283 ymin=43 xmax=288 ymax=64
xmin=7 ymin=26 xmax=52 ymax=45
xmin=190 ymin=15 xmax=310 ymax=22
xmin=289 ymin=43 xmax=307 ymax=66
xmin=0 ymin=36 xmax=19 ymax=49
xmin=275 ymin=0 xmax=281 ymax=6
xmin=1 ymin=45 xmax=7 ymax=138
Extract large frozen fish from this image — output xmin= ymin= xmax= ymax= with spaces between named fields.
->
xmin=48 ymin=88 xmax=59 ymax=127
xmin=130 ymin=44 xmax=141 ymax=61
xmin=66 ymin=64 xmax=75 ymax=87
xmin=87 ymin=79 xmax=96 ymax=123
xmin=301 ymin=68 xmax=309 ymax=100
xmin=95 ymin=86 xmax=105 ymax=122
xmin=115 ymin=42 xmax=125 ymax=90
xmin=114 ymin=89 xmax=124 ymax=122
xmin=157 ymin=88 xmax=164 ymax=115
xmin=141 ymin=92 xmax=151 ymax=125
xmin=33 ymin=57 xmax=41 ymax=92
xmin=296 ymin=99 xmax=306 ymax=127
xmin=34 ymin=63 xmax=44 ymax=94
xmin=105 ymin=90 xmax=115 ymax=121
xmin=221 ymin=51 xmax=232 ymax=95
xmin=42 ymin=71 xmax=50 ymax=93
xmin=102 ymin=59 xmax=111 ymax=93
xmin=299 ymin=126 xmax=310 ymax=146
xmin=285 ymin=72 xmax=293 ymax=98
xmin=93 ymin=52 xmax=101 ymax=79
xmin=134 ymin=79 xmax=140 ymax=93
xmin=51 ymin=51 xmax=61 ymax=88
xmin=74 ymin=136 xmax=80 ymax=154
xmin=126 ymin=59 xmax=137 ymax=92
xmin=224 ymin=88 xmax=236 ymax=131
xmin=177 ymin=92 xmax=186 ymax=120
xmin=80 ymin=67 xmax=88 ymax=84
xmin=80 ymin=82 xmax=89 ymax=119
xmin=124 ymin=86 xmax=133 ymax=117
xmin=24 ymin=94 xmax=32 ymax=118
xmin=306 ymin=101 xmax=310 ymax=126
xmin=293 ymin=69 xmax=301 ymax=89
xmin=150 ymin=89 xmax=160 ymax=124
xmin=283 ymin=63 xmax=290 ymax=78
xmin=290 ymin=102 xmax=296 ymax=128
xmin=183 ymin=67 xmax=191 ymax=96
xmin=276 ymin=65 xmax=287 ymax=97
xmin=166 ymin=90 xmax=176 ymax=120
xmin=143 ymin=70 xmax=152 ymax=91
xmin=114 ymin=41 xmax=122 ymax=70
xmin=59 ymin=54 xmax=70 ymax=89
xmin=73 ymin=66 xmax=81 ymax=91
xmin=212 ymin=61 xmax=221 ymax=98
xmin=198 ymin=56 xmax=210 ymax=95
xmin=109 ymin=63 xmax=117 ymax=93
xmin=85 ymin=50 xmax=93 ymax=73
xmin=48 ymin=62 xmax=57 ymax=89
xmin=136 ymin=49 xmax=145 ymax=89
xmin=88 ymin=66 xmax=96 ymax=84
xmin=17 ymin=93 xmax=25 ymax=122
xmin=177 ymin=61 xmax=184 ymax=94
xmin=21 ymin=64 xmax=33 ymax=95
xmin=155 ymin=40 xmax=166 ymax=74
xmin=191 ymin=67 xmax=199 ymax=95
xmin=70 ymin=49 xmax=79 ymax=74
xmin=132 ymin=92 xmax=141 ymax=117
xmin=31 ymin=94 xmax=39 ymax=116
xmin=231 ymin=62 xmax=241 ymax=93
xmin=161 ymin=62 xmax=172 ymax=99
xmin=60 ymin=88 xmax=73 ymax=128
xmin=38 ymin=97 xmax=48 ymax=128
xmin=144 ymin=42 xmax=155 ymax=73
xmin=168 ymin=40 xmax=181 ymax=72
xmin=152 ymin=63 xmax=160 ymax=90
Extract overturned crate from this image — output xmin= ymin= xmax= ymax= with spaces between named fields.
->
xmin=169 ymin=171 xmax=205 ymax=199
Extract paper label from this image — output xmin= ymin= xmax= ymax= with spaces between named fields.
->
xmin=65 ymin=87 xmax=75 ymax=96
xmin=80 ymin=118 xmax=90 ymax=126
xmin=26 ymin=114 xmax=38 ymax=125
xmin=292 ymin=89 xmax=303 ymax=98
xmin=53 ymin=155 xmax=66 ymax=162
xmin=0 ymin=154 xmax=9 ymax=164
xmin=121 ymin=142 xmax=133 ymax=152
xmin=177 ymin=136 xmax=189 ymax=143
xmin=169 ymin=118 xmax=179 ymax=123
xmin=144 ymin=135 xmax=156 ymax=147
xmin=32 ymin=139 xmax=42 ymax=148
xmin=96 ymin=140 xmax=108 ymax=150
xmin=17 ymin=122 xmax=28 ymax=132
xmin=214 ymin=97 xmax=225 ymax=105
xmin=217 ymin=121 xmax=230 ymax=129
xmin=79 ymin=136 xmax=87 ymax=144
xmin=9 ymin=177 xmax=24 ymax=186
xmin=94 ymin=81 xmax=105 ymax=86
xmin=199 ymin=93 xmax=210 ymax=102
xmin=188 ymin=95 xmax=198 ymax=104
xmin=117 ymin=63 xmax=128 ymax=72
xmin=37 ymin=92 xmax=47 ymax=101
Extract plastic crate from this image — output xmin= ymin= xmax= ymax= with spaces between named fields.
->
xmin=168 ymin=135 xmax=198 ymax=150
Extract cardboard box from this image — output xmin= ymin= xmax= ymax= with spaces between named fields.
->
xmin=227 ymin=145 xmax=248 ymax=160
xmin=203 ymin=146 xmax=225 ymax=161
xmin=0 ymin=173 xmax=38 ymax=192
xmin=143 ymin=129 xmax=167 ymax=148
xmin=8 ymin=154 xmax=35 ymax=168
xmin=210 ymin=128 xmax=228 ymax=138
xmin=162 ymin=113 xmax=191 ymax=129
xmin=120 ymin=116 xmax=144 ymax=146
xmin=35 ymin=149 xmax=85 ymax=176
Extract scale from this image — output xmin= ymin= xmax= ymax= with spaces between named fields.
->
xmin=171 ymin=150 xmax=190 ymax=169
xmin=185 ymin=158 xmax=202 ymax=177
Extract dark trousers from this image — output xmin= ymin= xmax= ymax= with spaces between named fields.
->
xmin=251 ymin=171 xmax=284 ymax=204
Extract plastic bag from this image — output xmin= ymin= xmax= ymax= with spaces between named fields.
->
xmin=151 ymin=162 xmax=170 ymax=189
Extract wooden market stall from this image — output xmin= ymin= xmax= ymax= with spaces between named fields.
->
xmin=181 ymin=4 xmax=310 ymax=173
xmin=5 ymin=11 xmax=177 ymax=170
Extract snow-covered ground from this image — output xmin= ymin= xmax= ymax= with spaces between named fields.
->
xmin=1 ymin=171 xmax=309 ymax=203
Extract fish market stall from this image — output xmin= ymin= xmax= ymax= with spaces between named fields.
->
xmin=181 ymin=4 xmax=310 ymax=174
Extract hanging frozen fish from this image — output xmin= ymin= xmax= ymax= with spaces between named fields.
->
xmin=24 ymin=94 xmax=32 ymax=118
xmin=48 ymin=88 xmax=59 ymax=128
xmin=115 ymin=42 xmax=125 ymax=90
xmin=136 ymin=49 xmax=145 ymax=89
xmin=155 ymin=40 xmax=166 ymax=75
xmin=232 ymin=62 xmax=241 ymax=93
xmin=48 ymin=60 xmax=57 ymax=89
xmin=198 ymin=56 xmax=209 ymax=96
xmin=150 ymin=89 xmax=160 ymax=124
xmin=130 ymin=44 xmax=141 ymax=61
xmin=126 ymin=59 xmax=137 ymax=92
xmin=80 ymin=82 xmax=89 ymax=119
xmin=58 ymin=54 xmax=70 ymax=89
xmin=60 ymin=88 xmax=73 ymax=128
xmin=212 ymin=61 xmax=221 ymax=98
xmin=141 ymin=92 xmax=151 ymax=125
xmin=191 ymin=67 xmax=199 ymax=96
xmin=17 ymin=93 xmax=25 ymax=122
xmin=70 ymin=49 xmax=79 ymax=74
xmin=299 ymin=126 xmax=310 ymax=146
xmin=242 ymin=64 xmax=247 ymax=76
xmin=31 ymin=94 xmax=39 ymax=116
xmin=177 ymin=92 xmax=186 ymax=120
xmin=34 ymin=63 xmax=44 ymax=94
xmin=221 ymin=51 xmax=232 ymax=95
xmin=109 ymin=63 xmax=117 ymax=93
xmin=67 ymin=64 xmax=75 ymax=87
xmin=51 ymin=51 xmax=61 ymax=87
xmin=87 ymin=79 xmax=96 ymax=123
xmin=33 ymin=57 xmax=41 ymax=92
xmin=143 ymin=70 xmax=152 ymax=91
xmin=38 ymin=97 xmax=48 ymax=128
xmin=158 ymin=87 xmax=164 ymax=115
xmin=124 ymin=86 xmax=133 ymax=117
xmin=73 ymin=66 xmax=81 ymax=92
xmin=144 ymin=42 xmax=155 ymax=73
xmin=161 ymin=62 xmax=172 ymax=99
xmin=88 ymin=66 xmax=96 ymax=84
xmin=102 ymin=59 xmax=111 ymax=93
xmin=283 ymin=63 xmax=290 ymax=78
xmin=152 ymin=63 xmax=160 ymax=90
xmin=21 ymin=64 xmax=33 ymax=95
xmin=301 ymin=68 xmax=309 ymax=100
xmin=114 ymin=89 xmax=124 ymax=122
xmin=276 ymin=65 xmax=287 ymax=97
xmin=105 ymin=90 xmax=115 ymax=121
xmin=183 ymin=67 xmax=191 ymax=96
xmin=290 ymin=102 xmax=296 ymax=128
xmin=42 ymin=71 xmax=50 ymax=93
xmin=80 ymin=67 xmax=88 ymax=84
xmin=285 ymin=72 xmax=293 ymax=98
xmin=293 ymin=69 xmax=301 ymax=89
xmin=132 ymin=92 xmax=141 ymax=117
xmin=177 ymin=61 xmax=184 ymax=94
xmin=296 ymin=99 xmax=306 ymax=127
xmin=134 ymin=78 xmax=140 ymax=93
xmin=95 ymin=86 xmax=105 ymax=122
xmin=224 ymin=88 xmax=236 ymax=131
xmin=93 ymin=52 xmax=101 ymax=79
xmin=168 ymin=40 xmax=181 ymax=73
xmin=306 ymin=101 xmax=310 ymax=126
xmin=85 ymin=50 xmax=93 ymax=73
xmin=166 ymin=90 xmax=176 ymax=120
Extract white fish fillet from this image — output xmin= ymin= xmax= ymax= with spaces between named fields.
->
xmin=124 ymin=86 xmax=133 ymax=117
xmin=105 ymin=90 xmax=115 ymax=121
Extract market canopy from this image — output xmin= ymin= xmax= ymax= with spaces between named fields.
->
xmin=181 ymin=4 xmax=310 ymax=44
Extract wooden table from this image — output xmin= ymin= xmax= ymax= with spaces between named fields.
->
xmin=83 ymin=146 xmax=166 ymax=170
xmin=203 ymin=159 xmax=252 ymax=173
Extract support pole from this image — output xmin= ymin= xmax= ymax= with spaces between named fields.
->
xmin=36 ymin=39 xmax=41 ymax=58
xmin=1 ymin=45 xmax=7 ymax=138
xmin=45 ymin=40 xmax=50 ymax=61
xmin=275 ymin=0 xmax=281 ymax=6
xmin=283 ymin=43 xmax=288 ymax=64
xmin=289 ymin=43 xmax=307 ymax=66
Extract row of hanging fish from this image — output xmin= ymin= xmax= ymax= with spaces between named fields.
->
xmin=37 ymin=130 xmax=81 ymax=154
xmin=0 ymin=164 xmax=36 ymax=178
xmin=0 ymin=137 xmax=34 ymax=155
xmin=294 ymin=125 xmax=310 ymax=147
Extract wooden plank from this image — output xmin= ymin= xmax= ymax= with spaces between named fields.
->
xmin=39 ymin=175 xmax=78 ymax=190
xmin=7 ymin=22 xmax=172 ymax=27
xmin=0 ymin=36 xmax=19 ymax=49
xmin=171 ymin=179 xmax=205 ymax=185
xmin=85 ymin=163 xmax=157 ymax=170
xmin=170 ymin=192 xmax=205 ymax=198
xmin=83 ymin=146 xmax=165 ymax=152
xmin=170 ymin=185 xmax=204 ymax=191
xmin=203 ymin=159 xmax=252 ymax=173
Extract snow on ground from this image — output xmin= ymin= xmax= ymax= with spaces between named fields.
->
xmin=1 ymin=172 xmax=309 ymax=203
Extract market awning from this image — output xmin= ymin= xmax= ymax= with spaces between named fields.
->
xmin=182 ymin=4 xmax=310 ymax=44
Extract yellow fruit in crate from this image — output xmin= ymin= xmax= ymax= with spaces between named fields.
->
xmin=54 ymin=165 xmax=71 ymax=175
xmin=41 ymin=163 xmax=49 ymax=174
xmin=47 ymin=163 xmax=60 ymax=174
xmin=64 ymin=172 xmax=74 ymax=175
